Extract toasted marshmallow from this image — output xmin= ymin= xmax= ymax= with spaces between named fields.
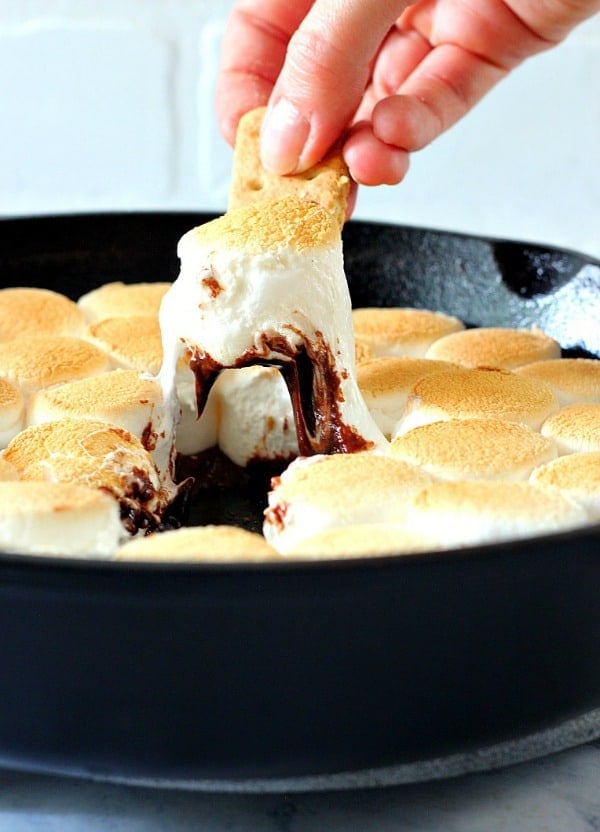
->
xmin=285 ymin=524 xmax=438 ymax=560
xmin=85 ymin=315 xmax=164 ymax=375
xmin=4 ymin=418 xmax=177 ymax=534
xmin=357 ymin=357 xmax=461 ymax=438
xmin=0 ymin=377 xmax=25 ymax=449
xmin=0 ymin=287 xmax=84 ymax=341
xmin=0 ymin=456 xmax=20 ymax=481
xmin=116 ymin=524 xmax=279 ymax=562
xmin=0 ymin=336 xmax=110 ymax=396
xmin=530 ymin=452 xmax=600 ymax=520
xmin=27 ymin=369 xmax=167 ymax=460
xmin=263 ymin=452 xmax=433 ymax=553
xmin=404 ymin=480 xmax=588 ymax=548
xmin=78 ymin=281 xmax=171 ymax=324
xmin=541 ymin=403 xmax=600 ymax=454
xmin=84 ymin=316 xmax=218 ymax=456
xmin=159 ymin=198 xmax=387 ymax=458
xmin=515 ymin=358 xmax=600 ymax=406
xmin=351 ymin=307 xmax=464 ymax=358
xmin=0 ymin=481 xmax=122 ymax=558
xmin=354 ymin=337 xmax=374 ymax=365
xmin=390 ymin=417 xmax=557 ymax=481
xmin=216 ymin=366 xmax=298 ymax=467
xmin=425 ymin=326 xmax=561 ymax=369
xmin=397 ymin=367 xmax=559 ymax=436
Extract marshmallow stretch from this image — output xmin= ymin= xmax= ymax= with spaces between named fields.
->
xmin=159 ymin=197 xmax=387 ymax=457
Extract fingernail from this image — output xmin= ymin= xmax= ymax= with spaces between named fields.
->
xmin=260 ymin=98 xmax=310 ymax=175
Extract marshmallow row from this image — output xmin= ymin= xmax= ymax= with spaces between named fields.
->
xmin=1 ymin=201 xmax=600 ymax=561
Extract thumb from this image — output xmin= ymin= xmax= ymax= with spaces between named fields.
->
xmin=260 ymin=0 xmax=411 ymax=174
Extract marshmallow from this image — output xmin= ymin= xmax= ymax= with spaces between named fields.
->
xmin=515 ymin=358 xmax=600 ymax=406
xmin=0 ymin=287 xmax=84 ymax=341
xmin=404 ymin=480 xmax=588 ymax=548
xmin=78 ymin=281 xmax=171 ymax=324
xmin=116 ymin=524 xmax=280 ymax=562
xmin=4 ymin=417 xmax=180 ymax=535
xmin=357 ymin=357 xmax=462 ymax=438
xmin=0 ymin=376 xmax=25 ymax=449
xmin=390 ymin=417 xmax=557 ymax=481
xmin=396 ymin=367 xmax=559 ymax=436
xmin=352 ymin=307 xmax=464 ymax=357
xmin=0 ymin=336 xmax=110 ymax=396
xmin=158 ymin=198 xmax=387 ymax=459
xmin=0 ymin=481 xmax=123 ymax=558
xmin=425 ymin=326 xmax=561 ymax=369
xmin=530 ymin=452 xmax=600 ymax=520
xmin=263 ymin=452 xmax=433 ymax=553
xmin=285 ymin=524 xmax=438 ymax=560
xmin=541 ymin=403 xmax=600 ymax=454
xmin=216 ymin=366 xmax=298 ymax=467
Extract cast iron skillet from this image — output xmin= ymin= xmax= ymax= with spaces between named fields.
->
xmin=0 ymin=212 xmax=599 ymax=791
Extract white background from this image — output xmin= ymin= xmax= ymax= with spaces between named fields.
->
xmin=0 ymin=1 xmax=598 ymax=258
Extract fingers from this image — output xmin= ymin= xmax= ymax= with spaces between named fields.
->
xmin=371 ymin=43 xmax=508 ymax=153
xmin=506 ymin=0 xmax=600 ymax=43
xmin=259 ymin=0 xmax=413 ymax=174
xmin=215 ymin=0 xmax=313 ymax=145
xmin=343 ymin=123 xmax=410 ymax=186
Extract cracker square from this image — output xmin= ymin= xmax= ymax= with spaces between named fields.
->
xmin=228 ymin=106 xmax=351 ymax=230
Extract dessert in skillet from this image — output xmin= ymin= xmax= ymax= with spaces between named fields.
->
xmin=0 ymin=105 xmax=597 ymax=560
xmin=158 ymin=196 xmax=387 ymax=460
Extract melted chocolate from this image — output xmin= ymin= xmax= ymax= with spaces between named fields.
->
xmin=187 ymin=331 xmax=373 ymax=457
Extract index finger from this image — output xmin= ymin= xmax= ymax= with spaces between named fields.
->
xmin=216 ymin=0 xmax=314 ymax=145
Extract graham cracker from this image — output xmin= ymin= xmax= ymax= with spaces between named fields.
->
xmin=228 ymin=106 xmax=351 ymax=231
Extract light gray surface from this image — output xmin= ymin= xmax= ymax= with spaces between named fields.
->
xmin=1 ymin=742 xmax=599 ymax=831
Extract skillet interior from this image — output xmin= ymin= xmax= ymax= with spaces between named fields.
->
xmin=0 ymin=212 xmax=599 ymax=789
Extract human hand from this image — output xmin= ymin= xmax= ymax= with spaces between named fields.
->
xmin=216 ymin=0 xmax=599 ymax=189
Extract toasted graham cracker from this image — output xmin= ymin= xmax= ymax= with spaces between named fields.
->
xmin=228 ymin=106 xmax=351 ymax=231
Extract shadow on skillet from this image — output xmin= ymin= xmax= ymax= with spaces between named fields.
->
xmin=0 ymin=212 xmax=598 ymax=790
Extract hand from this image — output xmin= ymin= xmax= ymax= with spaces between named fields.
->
xmin=216 ymin=0 xmax=599 ymax=189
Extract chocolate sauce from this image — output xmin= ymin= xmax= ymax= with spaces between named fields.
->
xmin=187 ymin=331 xmax=373 ymax=458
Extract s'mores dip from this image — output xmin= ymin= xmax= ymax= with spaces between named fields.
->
xmin=158 ymin=196 xmax=387 ymax=460
xmin=1 ymin=186 xmax=599 ymax=561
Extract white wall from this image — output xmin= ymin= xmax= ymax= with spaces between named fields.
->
xmin=1 ymin=1 xmax=599 ymax=258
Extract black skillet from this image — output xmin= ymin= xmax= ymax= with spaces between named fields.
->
xmin=0 ymin=212 xmax=599 ymax=791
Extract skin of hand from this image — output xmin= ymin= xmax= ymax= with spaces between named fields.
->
xmin=216 ymin=0 xmax=600 ymax=199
